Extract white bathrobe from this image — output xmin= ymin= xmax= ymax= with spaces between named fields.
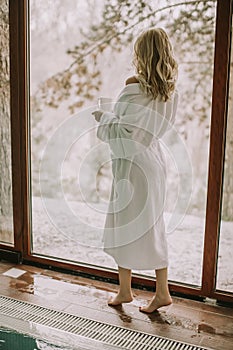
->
xmin=97 ymin=83 xmax=178 ymax=270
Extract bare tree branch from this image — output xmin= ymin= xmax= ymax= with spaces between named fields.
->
xmin=44 ymin=0 xmax=216 ymax=77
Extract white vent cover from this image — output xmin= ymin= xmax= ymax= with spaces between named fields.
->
xmin=0 ymin=295 xmax=212 ymax=350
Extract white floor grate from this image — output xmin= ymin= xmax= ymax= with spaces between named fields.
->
xmin=0 ymin=295 xmax=213 ymax=350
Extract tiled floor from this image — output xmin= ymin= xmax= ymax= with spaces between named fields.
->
xmin=0 ymin=261 xmax=233 ymax=349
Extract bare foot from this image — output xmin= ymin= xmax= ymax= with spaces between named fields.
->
xmin=139 ymin=294 xmax=172 ymax=313
xmin=108 ymin=292 xmax=133 ymax=306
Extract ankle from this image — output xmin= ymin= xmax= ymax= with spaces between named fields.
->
xmin=155 ymin=290 xmax=171 ymax=299
xmin=119 ymin=289 xmax=133 ymax=297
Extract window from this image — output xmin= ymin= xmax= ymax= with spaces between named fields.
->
xmin=0 ymin=0 xmax=14 ymax=246
xmin=217 ymin=21 xmax=233 ymax=293
xmin=3 ymin=0 xmax=232 ymax=303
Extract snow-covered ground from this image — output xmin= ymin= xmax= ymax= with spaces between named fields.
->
xmin=32 ymin=196 xmax=233 ymax=293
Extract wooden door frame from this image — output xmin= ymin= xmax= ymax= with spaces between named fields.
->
xmin=1 ymin=0 xmax=232 ymax=303
xmin=0 ymin=0 xmax=27 ymax=256
xmin=202 ymin=0 xmax=233 ymax=302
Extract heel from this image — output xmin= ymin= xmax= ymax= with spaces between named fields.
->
xmin=160 ymin=303 xmax=173 ymax=312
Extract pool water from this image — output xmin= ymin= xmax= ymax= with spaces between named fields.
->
xmin=0 ymin=327 xmax=72 ymax=350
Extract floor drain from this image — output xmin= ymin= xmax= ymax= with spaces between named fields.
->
xmin=0 ymin=295 xmax=212 ymax=350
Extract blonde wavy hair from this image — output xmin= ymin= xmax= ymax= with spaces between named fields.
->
xmin=133 ymin=28 xmax=178 ymax=101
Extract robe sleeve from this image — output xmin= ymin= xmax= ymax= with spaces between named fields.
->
xmin=97 ymin=105 xmax=155 ymax=158
xmin=96 ymin=91 xmax=178 ymax=158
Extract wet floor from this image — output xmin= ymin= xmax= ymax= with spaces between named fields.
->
xmin=0 ymin=262 xmax=233 ymax=350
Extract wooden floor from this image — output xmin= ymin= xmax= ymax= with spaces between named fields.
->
xmin=0 ymin=261 xmax=232 ymax=349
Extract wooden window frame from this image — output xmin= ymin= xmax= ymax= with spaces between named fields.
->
xmin=1 ymin=0 xmax=232 ymax=303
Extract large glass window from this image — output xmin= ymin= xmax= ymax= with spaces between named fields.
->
xmin=29 ymin=0 xmax=216 ymax=287
xmin=0 ymin=0 xmax=14 ymax=246
xmin=216 ymin=23 xmax=233 ymax=293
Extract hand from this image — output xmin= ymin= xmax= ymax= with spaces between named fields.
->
xmin=92 ymin=110 xmax=103 ymax=122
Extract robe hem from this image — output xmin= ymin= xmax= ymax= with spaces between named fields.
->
xmin=104 ymin=249 xmax=168 ymax=270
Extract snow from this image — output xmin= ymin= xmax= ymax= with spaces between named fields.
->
xmin=32 ymin=196 xmax=233 ymax=292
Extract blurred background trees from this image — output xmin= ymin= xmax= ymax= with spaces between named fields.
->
xmin=34 ymin=0 xmax=216 ymax=119
xmin=29 ymin=0 xmax=233 ymax=219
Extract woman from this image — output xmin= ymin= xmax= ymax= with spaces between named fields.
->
xmin=92 ymin=28 xmax=178 ymax=313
